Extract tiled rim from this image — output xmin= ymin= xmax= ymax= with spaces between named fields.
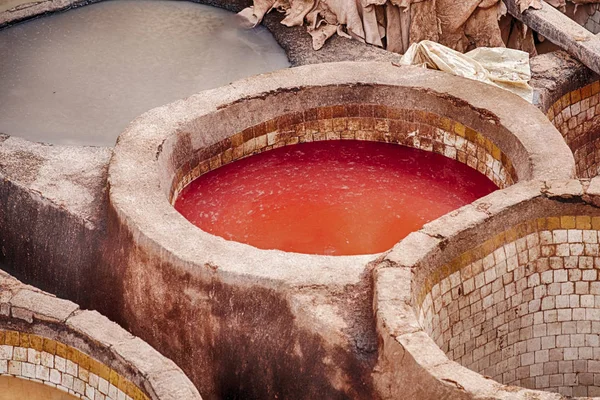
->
xmin=372 ymin=178 xmax=600 ymax=399
xmin=108 ymin=61 xmax=574 ymax=286
xmin=169 ymin=104 xmax=518 ymax=206
xmin=0 ymin=269 xmax=202 ymax=400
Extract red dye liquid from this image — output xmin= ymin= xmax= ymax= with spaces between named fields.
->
xmin=175 ymin=141 xmax=498 ymax=255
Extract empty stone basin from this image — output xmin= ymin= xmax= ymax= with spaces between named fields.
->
xmin=0 ymin=0 xmax=289 ymax=146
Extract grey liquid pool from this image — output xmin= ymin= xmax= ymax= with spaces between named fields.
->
xmin=0 ymin=0 xmax=290 ymax=146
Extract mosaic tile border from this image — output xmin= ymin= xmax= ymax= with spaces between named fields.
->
xmin=0 ymin=330 xmax=148 ymax=400
xmin=416 ymin=216 xmax=600 ymax=308
xmin=169 ymin=104 xmax=518 ymax=203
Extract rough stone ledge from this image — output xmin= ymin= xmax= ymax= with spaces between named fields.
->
xmin=530 ymin=50 xmax=598 ymax=113
xmin=373 ymin=178 xmax=600 ymax=399
xmin=0 ymin=268 xmax=203 ymax=400
xmin=506 ymin=0 xmax=600 ymax=75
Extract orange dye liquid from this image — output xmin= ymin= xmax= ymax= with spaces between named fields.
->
xmin=175 ymin=141 xmax=498 ymax=255
xmin=0 ymin=376 xmax=78 ymax=400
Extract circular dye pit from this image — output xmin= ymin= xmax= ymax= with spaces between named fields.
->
xmin=0 ymin=0 xmax=289 ymax=146
xmin=0 ymin=376 xmax=77 ymax=400
xmin=175 ymin=140 xmax=498 ymax=256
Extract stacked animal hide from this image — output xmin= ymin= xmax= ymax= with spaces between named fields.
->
xmin=239 ymin=0 xmax=507 ymax=53
xmin=239 ymin=0 xmax=600 ymax=54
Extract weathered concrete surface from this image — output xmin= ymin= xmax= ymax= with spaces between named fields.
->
xmin=0 ymin=136 xmax=110 ymax=308
xmin=530 ymin=50 xmax=598 ymax=112
xmin=505 ymin=0 xmax=600 ymax=75
xmin=0 ymin=269 xmax=202 ymax=400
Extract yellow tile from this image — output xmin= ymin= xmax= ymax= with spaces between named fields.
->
xmin=109 ymin=369 xmax=120 ymax=386
xmin=441 ymin=264 xmax=451 ymax=279
xmin=134 ymin=388 xmax=148 ymax=400
xmin=593 ymin=81 xmax=600 ymax=95
xmin=78 ymin=352 xmax=90 ymax=371
xmin=459 ymin=252 xmax=472 ymax=268
xmin=493 ymin=232 xmax=506 ymax=249
xmin=576 ymin=216 xmax=592 ymax=230
xmin=440 ymin=117 xmax=453 ymax=131
xmin=583 ymin=84 xmax=593 ymax=99
xmin=89 ymin=358 xmax=102 ymax=376
xmin=55 ymin=342 xmax=67 ymax=358
xmin=546 ymin=217 xmax=561 ymax=230
xmin=414 ymin=110 xmax=427 ymax=123
xmin=491 ymin=145 xmax=502 ymax=161
xmin=536 ymin=218 xmax=547 ymax=230
xmin=98 ymin=363 xmax=111 ymax=380
xmin=454 ymin=122 xmax=466 ymax=137
xmin=66 ymin=346 xmax=78 ymax=363
xmin=19 ymin=333 xmax=30 ymax=348
xmin=126 ymin=380 xmax=137 ymax=397
xmin=118 ymin=375 xmax=129 ymax=393
xmin=471 ymin=245 xmax=485 ymax=261
xmin=43 ymin=338 xmax=57 ymax=355
xmin=30 ymin=334 xmax=43 ymax=351
xmin=561 ymin=93 xmax=570 ymax=109
xmin=475 ymin=133 xmax=486 ymax=147
xmin=561 ymin=215 xmax=576 ymax=229
xmin=447 ymin=259 xmax=460 ymax=277
xmin=449 ymin=260 xmax=461 ymax=275
xmin=571 ymin=89 xmax=581 ymax=104
xmin=592 ymin=216 xmax=600 ymax=231
xmin=89 ymin=358 xmax=110 ymax=380
xmin=5 ymin=331 xmax=20 ymax=346
xmin=482 ymin=238 xmax=495 ymax=255
xmin=430 ymin=269 xmax=440 ymax=287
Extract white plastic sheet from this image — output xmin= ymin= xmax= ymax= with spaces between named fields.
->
xmin=399 ymin=40 xmax=534 ymax=102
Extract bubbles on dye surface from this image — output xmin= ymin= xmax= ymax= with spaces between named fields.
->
xmin=175 ymin=141 xmax=499 ymax=256
xmin=0 ymin=0 xmax=290 ymax=146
